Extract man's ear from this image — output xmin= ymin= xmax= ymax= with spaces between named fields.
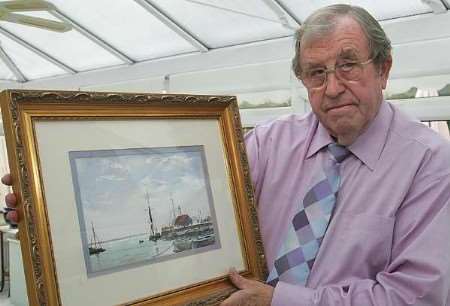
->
xmin=380 ymin=54 xmax=392 ymax=90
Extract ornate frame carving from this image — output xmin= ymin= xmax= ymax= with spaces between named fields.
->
xmin=0 ymin=90 xmax=266 ymax=306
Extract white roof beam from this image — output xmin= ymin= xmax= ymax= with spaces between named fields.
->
xmin=0 ymin=26 xmax=76 ymax=74
xmin=261 ymin=0 xmax=301 ymax=29
xmin=50 ymin=10 xmax=135 ymax=64
xmin=0 ymin=43 xmax=26 ymax=82
xmin=135 ymin=0 xmax=209 ymax=52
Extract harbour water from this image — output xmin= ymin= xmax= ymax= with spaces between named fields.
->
xmin=88 ymin=234 xmax=175 ymax=274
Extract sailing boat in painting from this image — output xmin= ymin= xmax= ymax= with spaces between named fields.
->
xmin=88 ymin=221 xmax=106 ymax=255
xmin=146 ymin=191 xmax=161 ymax=242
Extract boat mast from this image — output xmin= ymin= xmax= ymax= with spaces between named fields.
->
xmin=146 ymin=191 xmax=156 ymax=236
xmin=170 ymin=193 xmax=176 ymax=225
xmin=91 ymin=221 xmax=100 ymax=248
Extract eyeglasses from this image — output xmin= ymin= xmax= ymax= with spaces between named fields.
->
xmin=300 ymin=58 xmax=374 ymax=89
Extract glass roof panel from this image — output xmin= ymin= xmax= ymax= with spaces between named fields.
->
xmin=152 ymin=0 xmax=296 ymax=48
xmin=0 ymin=11 xmax=124 ymax=71
xmin=0 ymin=54 xmax=16 ymax=81
xmin=0 ymin=32 xmax=66 ymax=80
xmin=49 ymin=0 xmax=197 ymax=60
xmin=278 ymin=0 xmax=432 ymax=22
xmin=0 ymin=0 xmax=445 ymax=84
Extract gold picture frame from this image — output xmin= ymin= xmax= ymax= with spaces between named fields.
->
xmin=0 ymin=90 xmax=266 ymax=306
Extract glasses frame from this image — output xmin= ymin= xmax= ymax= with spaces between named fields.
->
xmin=300 ymin=57 xmax=375 ymax=90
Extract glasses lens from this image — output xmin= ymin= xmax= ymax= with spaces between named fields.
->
xmin=302 ymin=69 xmax=326 ymax=88
xmin=301 ymin=60 xmax=368 ymax=89
xmin=336 ymin=62 xmax=363 ymax=82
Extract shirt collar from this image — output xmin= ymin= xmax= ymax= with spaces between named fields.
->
xmin=306 ymin=101 xmax=392 ymax=171
xmin=307 ymin=118 xmax=334 ymax=159
xmin=348 ymin=101 xmax=392 ymax=170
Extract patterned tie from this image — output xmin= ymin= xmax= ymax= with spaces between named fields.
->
xmin=267 ymin=143 xmax=350 ymax=286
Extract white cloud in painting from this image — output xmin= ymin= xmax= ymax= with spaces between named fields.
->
xmin=73 ymin=146 xmax=214 ymax=241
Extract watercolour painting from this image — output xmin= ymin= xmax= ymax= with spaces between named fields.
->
xmin=70 ymin=145 xmax=220 ymax=275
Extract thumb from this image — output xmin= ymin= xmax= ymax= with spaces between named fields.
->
xmin=228 ymin=268 xmax=252 ymax=290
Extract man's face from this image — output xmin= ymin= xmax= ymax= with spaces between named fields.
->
xmin=299 ymin=16 xmax=391 ymax=145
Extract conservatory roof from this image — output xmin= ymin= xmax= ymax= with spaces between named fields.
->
xmin=0 ymin=0 xmax=449 ymax=83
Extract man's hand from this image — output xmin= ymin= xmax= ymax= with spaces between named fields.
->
xmin=1 ymin=174 xmax=19 ymax=224
xmin=220 ymin=268 xmax=274 ymax=306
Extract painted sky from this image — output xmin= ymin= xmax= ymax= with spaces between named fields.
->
xmin=70 ymin=146 xmax=214 ymax=241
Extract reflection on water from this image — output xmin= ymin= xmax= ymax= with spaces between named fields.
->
xmin=89 ymin=234 xmax=174 ymax=273
xmin=87 ymin=233 xmax=217 ymax=275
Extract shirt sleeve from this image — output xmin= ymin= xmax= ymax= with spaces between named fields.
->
xmin=271 ymin=172 xmax=450 ymax=306
xmin=244 ymin=127 xmax=266 ymax=201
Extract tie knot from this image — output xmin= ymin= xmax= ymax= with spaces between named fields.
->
xmin=327 ymin=143 xmax=350 ymax=163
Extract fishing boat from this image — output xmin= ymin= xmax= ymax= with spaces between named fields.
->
xmin=173 ymin=238 xmax=193 ymax=253
xmin=192 ymin=234 xmax=215 ymax=249
xmin=170 ymin=205 xmax=216 ymax=252
xmin=172 ymin=224 xmax=215 ymax=252
xmin=145 ymin=191 xmax=161 ymax=242
xmin=88 ymin=222 xmax=106 ymax=255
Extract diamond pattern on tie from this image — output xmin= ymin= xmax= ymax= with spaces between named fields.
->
xmin=267 ymin=143 xmax=350 ymax=286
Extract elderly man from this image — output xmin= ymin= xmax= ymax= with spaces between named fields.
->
xmin=3 ymin=4 xmax=450 ymax=306
xmin=219 ymin=4 xmax=450 ymax=306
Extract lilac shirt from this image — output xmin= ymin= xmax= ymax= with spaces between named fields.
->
xmin=245 ymin=101 xmax=450 ymax=305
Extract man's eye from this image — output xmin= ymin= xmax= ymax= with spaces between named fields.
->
xmin=309 ymin=69 xmax=326 ymax=78
xmin=339 ymin=62 xmax=357 ymax=71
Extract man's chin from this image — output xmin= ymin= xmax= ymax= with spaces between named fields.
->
xmin=328 ymin=121 xmax=364 ymax=144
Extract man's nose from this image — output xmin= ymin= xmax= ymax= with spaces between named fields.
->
xmin=324 ymin=71 xmax=345 ymax=98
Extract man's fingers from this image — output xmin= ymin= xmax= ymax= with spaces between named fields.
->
xmin=222 ymin=268 xmax=273 ymax=306
xmin=220 ymin=290 xmax=246 ymax=306
xmin=6 ymin=210 xmax=18 ymax=223
xmin=229 ymin=268 xmax=253 ymax=290
xmin=2 ymin=175 xmax=20 ymax=224
xmin=1 ymin=174 xmax=12 ymax=186
xmin=5 ymin=193 xmax=17 ymax=208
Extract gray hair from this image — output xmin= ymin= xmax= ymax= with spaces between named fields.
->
xmin=292 ymin=4 xmax=392 ymax=78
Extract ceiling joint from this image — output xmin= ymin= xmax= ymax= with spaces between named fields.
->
xmin=421 ymin=0 xmax=447 ymax=13
xmin=440 ymin=0 xmax=450 ymax=9
xmin=261 ymin=0 xmax=301 ymax=29
xmin=0 ymin=26 xmax=77 ymax=74
xmin=0 ymin=42 xmax=27 ymax=82
xmin=135 ymin=0 xmax=209 ymax=52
